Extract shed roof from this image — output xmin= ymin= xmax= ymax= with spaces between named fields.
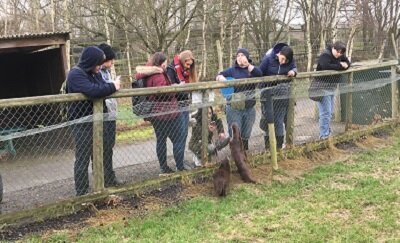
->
xmin=0 ymin=31 xmax=70 ymax=54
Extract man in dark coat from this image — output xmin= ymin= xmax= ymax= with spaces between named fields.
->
xmin=310 ymin=41 xmax=350 ymax=139
xmin=67 ymin=46 xmax=121 ymax=196
xmin=259 ymin=43 xmax=297 ymax=149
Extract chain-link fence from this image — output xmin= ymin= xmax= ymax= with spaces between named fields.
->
xmin=0 ymin=60 xmax=398 ymax=218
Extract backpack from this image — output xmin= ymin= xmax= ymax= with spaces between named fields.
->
xmin=131 ymin=78 xmax=153 ymax=117
xmin=59 ymin=66 xmax=87 ymax=121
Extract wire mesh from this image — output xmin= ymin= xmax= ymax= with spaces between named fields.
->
xmin=0 ymin=63 xmax=399 ymax=216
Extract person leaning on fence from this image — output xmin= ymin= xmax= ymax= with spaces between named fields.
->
xmin=97 ymin=43 xmax=123 ymax=187
xmin=309 ymin=41 xmax=350 ymax=139
xmin=258 ymin=43 xmax=297 ymax=150
xmin=189 ymin=107 xmax=229 ymax=167
xmin=216 ymin=48 xmax=262 ymax=151
xmin=67 ymin=46 xmax=121 ymax=196
xmin=139 ymin=52 xmax=188 ymax=175
xmin=166 ymin=50 xmax=197 ymax=165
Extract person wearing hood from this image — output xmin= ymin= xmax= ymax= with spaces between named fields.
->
xmin=67 ymin=46 xmax=121 ymax=196
xmin=258 ymin=43 xmax=297 ymax=150
xmin=216 ymin=48 xmax=263 ymax=150
xmin=309 ymin=41 xmax=350 ymax=139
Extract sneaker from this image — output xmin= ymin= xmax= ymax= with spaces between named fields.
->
xmin=193 ymin=155 xmax=202 ymax=167
xmin=105 ymin=178 xmax=124 ymax=188
xmin=177 ymin=167 xmax=190 ymax=172
xmin=159 ymin=166 xmax=175 ymax=176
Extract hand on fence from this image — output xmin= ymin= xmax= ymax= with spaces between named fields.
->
xmin=287 ymin=70 xmax=296 ymax=77
xmin=340 ymin=62 xmax=349 ymax=69
xmin=113 ymin=76 xmax=121 ymax=90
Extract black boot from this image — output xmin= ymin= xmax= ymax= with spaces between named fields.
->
xmin=264 ymin=136 xmax=270 ymax=150
xmin=276 ymin=136 xmax=284 ymax=149
xmin=242 ymin=139 xmax=249 ymax=151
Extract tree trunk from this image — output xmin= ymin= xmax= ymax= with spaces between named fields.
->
xmin=51 ymin=0 xmax=55 ymax=32
xmin=331 ymin=0 xmax=343 ymax=42
xmin=305 ymin=0 xmax=313 ymax=72
xmin=199 ymin=0 xmax=208 ymax=80
xmin=63 ymin=0 xmax=70 ymax=69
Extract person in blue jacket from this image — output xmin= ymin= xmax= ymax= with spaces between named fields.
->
xmin=259 ymin=43 xmax=297 ymax=150
xmin=67 ymin=46 xmax=121 ymax=196
xmin=216 ymin=48 xmax=262 ymax=150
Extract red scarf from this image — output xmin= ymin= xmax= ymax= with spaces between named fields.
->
xmin=173 ymin=55 xmax=190 ymax=83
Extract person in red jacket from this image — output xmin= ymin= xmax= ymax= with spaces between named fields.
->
xmin=135 ymin=52 xmax=187 ymax=175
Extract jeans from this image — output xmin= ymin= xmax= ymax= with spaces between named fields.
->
xmin=181 ymin=110 xmax=189 ymax=149
xmin=260 ymin=84 xmax=289 ymax=137
xmin=317 ymin=94 xmax=335 ymax=138
xmin=72 ymin=120 xmax=117 ymax=196
xmin=226 ymin=105 xmax=256 ymax=140
xmin=152 ymin=114 xmax=186 ymax=171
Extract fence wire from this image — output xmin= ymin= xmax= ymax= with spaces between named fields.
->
xmin=0 ymin=64 xmax=399 ymax=215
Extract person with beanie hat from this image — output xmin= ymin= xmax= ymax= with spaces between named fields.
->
xmin=216 ymin=48 xmax=263 ymax=151
xmin=67 ymin=46 xmax=121 ymax=196
xmin=97 ymin=43 xmax=122 ymax=188
xmin=258 ymin=43 xmax=297 ymax=150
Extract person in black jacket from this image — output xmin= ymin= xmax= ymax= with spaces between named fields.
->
xmin=310 ymin=41 xmax=350 ymax=139
xmin=67 ymin=46 xmax=121 ymax=196
xmin=258 ymin=43 xmax=297 ymax=149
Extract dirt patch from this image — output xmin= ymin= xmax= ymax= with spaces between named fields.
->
xmin=0 ymin=133 xmax=395 ymax=241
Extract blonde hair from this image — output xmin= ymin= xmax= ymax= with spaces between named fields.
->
xmin=179 ymin=50 xmax=198 ymax=83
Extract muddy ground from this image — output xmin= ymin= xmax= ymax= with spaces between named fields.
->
xmin=0 ymin=130 xmax=394 ymax=241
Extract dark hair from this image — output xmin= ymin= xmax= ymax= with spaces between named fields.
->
xmin=332 ymin=41 xmax=346 ymax=54
xmin=280 ymin=46 xmax=294 ymax=64
xmin=151 ymin=52 xmax=167 ymax=66
xmin=98 ymin=43 xmax=116 ymax=61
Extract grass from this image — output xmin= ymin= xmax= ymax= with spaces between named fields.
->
xmin=27 ymin=138 xmax=400 ymax=242
xmin=116 ymin=104 xmax=154 ymax=142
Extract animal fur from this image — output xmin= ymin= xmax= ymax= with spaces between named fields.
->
xmin=229 ymin=123 xmax=256 ymax=183
xmin=213 ymin=157 xmax=231 ymax=197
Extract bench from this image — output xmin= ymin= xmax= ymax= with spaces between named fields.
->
xmin=0 ymin=127 xmax=25 ymax=157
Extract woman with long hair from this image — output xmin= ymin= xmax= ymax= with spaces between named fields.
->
xmin=136 ymin=52 xmax=187 ymax=175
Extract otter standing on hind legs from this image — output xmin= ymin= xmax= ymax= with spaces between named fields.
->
xmin=213 ymin=157 xmax=231 ymax=197
xmin=229 ymin=123 xmax=256 ymax=183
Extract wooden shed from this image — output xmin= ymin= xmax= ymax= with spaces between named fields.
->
xmin=0 ymin=32 xmax=70 ymax=99
xmin=0 ymin=32 xmax=70 ymax=129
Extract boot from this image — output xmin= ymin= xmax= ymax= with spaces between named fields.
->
xmin=264 ymin=136 xmax=270 ymax=150
xmin=276 ymin=136 xmax=284 ymax=149
xmin=242 ymin=139 xmax=249 ymax=151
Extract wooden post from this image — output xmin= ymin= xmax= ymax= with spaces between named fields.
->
xmin=345 ymin=72 xmax=353 ymax=131
xmin=263 ymin=88 xmax=278 ymax=170
xmin=92 ymin=99 xmax=104 ymax=192
xmin=268 ymin=124 xmax=278 ymax=170
xmin=392 ymin=65 xmax=399 ymax=119
xmin=201 ymin=90 xmax=209 ymax=165
xmin=285 ymin=79 xmax=296 ymax=146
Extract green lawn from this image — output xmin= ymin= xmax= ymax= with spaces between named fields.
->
xmin=27 ymin=137 xmax=400 ymax=242
xmin=116 ymin=104 xmax=154 ymax=142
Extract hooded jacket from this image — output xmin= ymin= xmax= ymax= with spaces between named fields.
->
xmin=218 ymin=56 xmax=262 ymax=108
xmin=67 ymin=46 xmax=116 ymax=120
xmin=259 ymin=43 xmax=297 ymax=84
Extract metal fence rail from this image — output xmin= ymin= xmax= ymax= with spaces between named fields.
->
xmin=0 ymin=60 xmax=398 ymax=217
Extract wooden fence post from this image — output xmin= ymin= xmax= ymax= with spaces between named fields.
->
xmin=201 ymin=90 xmax=209 ymax=165
xmin=285 ymin=79 xmax=296 ymax=147
xmin=392 ymin=65 xmax=399 ymax=119
xmin=345 ymin=71 xmax=353 ymax=131
xmin=92 ymin=99 xmax=104 ymax=192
